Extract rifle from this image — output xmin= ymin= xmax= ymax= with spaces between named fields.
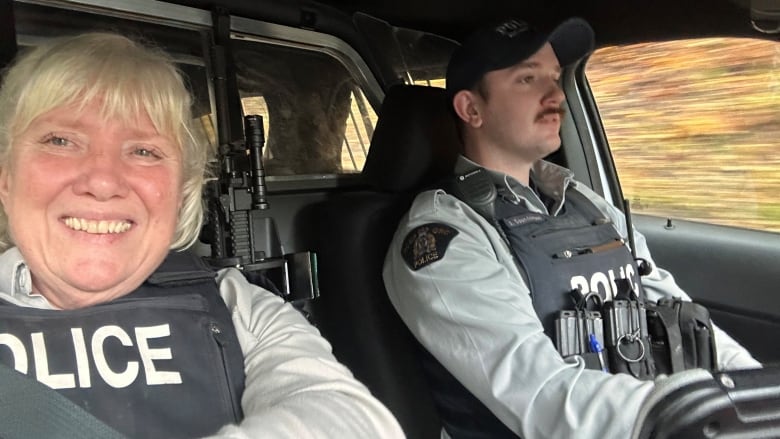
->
xmin=203 ymin=114 xmax=318 ymax=304
xmin=202 ymin=7 xmax=319 ymax=307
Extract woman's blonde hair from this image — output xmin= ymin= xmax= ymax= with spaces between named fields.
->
xmin=0 ymin=32 xmax=211 ymax=252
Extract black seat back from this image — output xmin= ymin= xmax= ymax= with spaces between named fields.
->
xmin=311 ymin=85 xmax=459 ymax=438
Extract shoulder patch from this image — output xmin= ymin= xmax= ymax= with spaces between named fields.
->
xmin=401 ymin=223 xmax=459 ymax=271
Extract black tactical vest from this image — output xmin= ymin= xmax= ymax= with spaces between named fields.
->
xmin=0 ymin=251 xmax=245 ymax=438
xmin=496 ymin=188 xmax=643 ymax=337
xmin=421 ymin=179 xmax=647 ymax=439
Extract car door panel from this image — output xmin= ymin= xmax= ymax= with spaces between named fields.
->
xmin=634 ymin=214 xmax=780 ymax=364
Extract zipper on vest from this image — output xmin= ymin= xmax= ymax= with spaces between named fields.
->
xmin=210 ymin=322 xmax=242 ymax=421
xmin=553 ymin=239 xmax=625 ymax=259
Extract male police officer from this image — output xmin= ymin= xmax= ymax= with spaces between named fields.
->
xmin=383 ymin=17 xmax=760 ymax=439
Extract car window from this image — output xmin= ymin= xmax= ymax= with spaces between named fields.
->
xmin=587 ymin=38 xmax=780 ymax=233
xmin=233 ymin=37 xmax=378 ymax=177
xmin=353 ymin=12 xmax=455 ymax=88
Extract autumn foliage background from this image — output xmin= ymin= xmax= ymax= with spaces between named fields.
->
xmin=588 ymin=38 xmax=780 ymax=233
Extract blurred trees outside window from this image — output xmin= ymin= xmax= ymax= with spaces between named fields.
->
xmin=588 ymin=38 xmax=780 ymax=233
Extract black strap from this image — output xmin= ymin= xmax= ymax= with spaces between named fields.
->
xmin=0 ymin=363 xmax=126 ymax=439
xmin=650 ymin=300 xmax=685 ymax=372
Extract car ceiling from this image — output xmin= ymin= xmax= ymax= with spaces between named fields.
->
xmin=169 ymin=0 xmax=771 ymax=46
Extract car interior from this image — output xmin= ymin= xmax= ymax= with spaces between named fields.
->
xmin=3 ymin=0 xmax=780 ymax=437
xmin=311 ymin=84 xmax=460 ymax=437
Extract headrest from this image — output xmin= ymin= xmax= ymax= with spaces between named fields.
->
xmin=363 ymin=85 xmax=460 ymax=192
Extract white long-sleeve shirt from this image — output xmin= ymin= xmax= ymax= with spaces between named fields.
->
xmin=0 ymin=247 xmax=404 ymax=439
xmin=383 ymin=155 xmax=759 ymax=439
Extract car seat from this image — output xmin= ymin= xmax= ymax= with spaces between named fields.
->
xmin=310 ymin=84 xmax=459 ymax=438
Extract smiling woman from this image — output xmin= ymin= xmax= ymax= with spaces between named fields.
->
xmin=0 ymin=32 xmax=403 ymax=438
xmin=0 ymin=33 xmax=206 ymax=256
xmin=1 ymin=100 xmax=184 ymax=309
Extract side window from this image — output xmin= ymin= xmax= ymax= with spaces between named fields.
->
xmin=353 ymin=13 xmax=456 ymax=88
xmin=233 ymin=38 xmax=378 ymax=176
xmin=587 ymin=38 xmax=780 ymax=233
xmin=231 ymin=14 xmax=459 ymax=178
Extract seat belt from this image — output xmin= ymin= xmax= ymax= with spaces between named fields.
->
xmin=0 ymin=362 xmax=127 ymax=439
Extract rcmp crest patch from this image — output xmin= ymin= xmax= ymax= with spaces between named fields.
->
xmin=401 ymin=223 xmax=459 ymax=271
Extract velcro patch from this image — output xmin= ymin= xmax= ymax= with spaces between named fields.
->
xmin=401 ymin=223 xmax=459 ymax=271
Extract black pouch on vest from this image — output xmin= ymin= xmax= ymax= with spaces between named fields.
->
xmin=646 ymin=297 xmax=717 ymax=374
xmin=602 ymin=279 xmax=656 ymax=379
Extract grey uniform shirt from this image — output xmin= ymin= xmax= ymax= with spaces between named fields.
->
xmin=0 ymin=247 xmax=404 ymax=439
xmin=384 ymin=155 xmax=759 ymax=439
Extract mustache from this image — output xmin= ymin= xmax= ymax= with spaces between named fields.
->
xmin=535 ymin=107 xmax=566 ymax=121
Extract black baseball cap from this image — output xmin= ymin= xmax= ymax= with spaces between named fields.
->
xmin=446 ymin=17 xmax=595 ymax=94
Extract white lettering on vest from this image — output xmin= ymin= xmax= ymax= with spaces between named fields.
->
xmin=136 ymin=324 xmax=182 ymax=385
xmin=0 ymin=324 xmax=181 ymax=389
xmin=72 ymin=328 xmax=91 ymax=388
xmin=0 ymin=333 xmax=28 ymax=373
xmin=33 ymin=332 xmax=76 ymax=389
xmin=93 ymin=325 xmax=140 ymax=388
xmin=570 ymin=263 xmax=641 ymax=300
xmin=626 ymin=264 xmax=638 ymax=291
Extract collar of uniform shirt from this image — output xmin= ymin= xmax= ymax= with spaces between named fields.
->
xmin=0 ymin=247 xmax=52 ymax=308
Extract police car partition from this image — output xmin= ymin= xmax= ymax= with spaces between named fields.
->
xmin=201 ymin=7 xmax=318 ymax=307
